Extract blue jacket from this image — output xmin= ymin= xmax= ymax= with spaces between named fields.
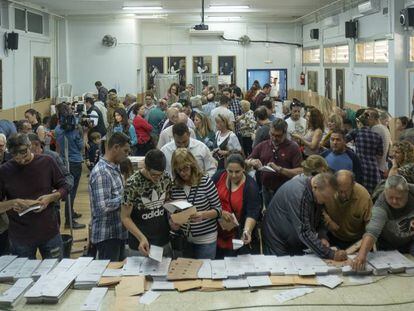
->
xmin=55 ymin=125 xmax=84 ymax=163
xmin=0 ymin=120 xmax=17 ymax=139
xmin=320 ymin=148 xmax=363 ymax=184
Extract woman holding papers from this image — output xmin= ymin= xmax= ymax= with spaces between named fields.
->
xmin=170 ymin=148 xmax=222 ymax=259
xmin=212 ymin=152 xmax=262 ymax=258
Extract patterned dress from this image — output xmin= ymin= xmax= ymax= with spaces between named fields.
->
xmin=347 ymin=127 xmax=383 ymax=194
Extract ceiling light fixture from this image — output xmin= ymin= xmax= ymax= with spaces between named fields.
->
xmin=134 ymin=14 xmax=168 ymax=19
xmin=122 ymin=6 xmax=163 ymax=11
xmin=206 ymin=16 xmax=242 ymax=21
xmin=209 ymin=5 xmax=250 ymax=11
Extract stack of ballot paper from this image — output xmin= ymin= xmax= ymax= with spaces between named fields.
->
xmin=14 ymin=260 xmax=41 ymax=280
xmin=368 ymin=250 xmax=414 ymax=275
xmin=122 ymin=257 xmax=144 ymax=276
xmin=164 ymin=200 xmax=196 ymax=225
xmin=0 ymin=258 xmax=28 ymax=282
xmin=31 ymin=259 xmax=58 ymax=280
xmin=0 ymin=278 xmax=34 ymax=309
xmin=0 ymin=256 xmax=17 ymax=273
xmin=80 ymin=287 xmax=108 ymax=311
xmin=74 ymin=260 xmax=110 ymax=289
xmin=139 ymin=257 xmax=171 ymax=277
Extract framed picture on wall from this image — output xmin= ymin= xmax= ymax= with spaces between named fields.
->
xmin=335 ymin=69 xmax=345 ymax=109
xmin=324 ymin=68 xmax=332 ymax=100
xmin=33 ymin=57 xmax=51 ymax=101
xmin=193 ymin=56 xmax=212 ymax=74
xmin=367 ymin=75 xmax=388 ymax=110
xmin=168 ymin=56 xmax=186 ymax=88
xmin=409 ymin=70 xmax=414 ymax=118
xmin=218 ymin=56 xmax=236 ymax=85
xmin=146 ymin=57 xmax=164 ymax=90
xmin=307 ymin=71 xmax=318 ymax=93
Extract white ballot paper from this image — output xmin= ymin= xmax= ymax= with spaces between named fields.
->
xmin=232 ymin=239 xmax=244 ymax=250
xmin=81 ymin=287 xmax=108 ymax=311
xmin=259 ymin=165 xmax=276 ymax=173
xmin=18 ymin=205 xmax=42 ymax=216
xmin=246 ymin=276 xmax=272 ymax=287
xmin=140 ymin=290 xmax=160 ymax=305
xmin=163 ymin=200 xmax=193 ymax=213
xmin=149 ymin=245 xmax=164 ymax=263
xmin=0 ymin=278 xmax=33 ymax=307
xmin=274 ymin=287 xmax=314 ymax=303
xmin=316 ymin=275 xmax=343 ymax=289
xmin=151 ymin=281 xmax=175 ymax=291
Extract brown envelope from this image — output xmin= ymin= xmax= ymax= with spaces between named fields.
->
xmin=167 ymin=258 xmax=203 ymax=280
xmin=171 ymin=207 xmax=197 ymax=225
xmin=107 ymin=261 xmax=125 ymax=269
xmin=98 ymin=276 xmax=121 ymax=287
xmin=200 ymin=279 xmax=224 ymax=291
xmin=218 ymin=218 xmax=238 ymax=231
xmin=294 ymin=276 xmax=318 ymax=286
xmin=269 ymin=275 xmax=295 ymax=286
xmin=115 ymin=276 xmax=145 ymax=297
xmin=174 ymin=280 xmax=202 ymax=292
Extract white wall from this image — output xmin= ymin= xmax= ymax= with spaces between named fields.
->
xmin=66 ymin=18 xmax=140 ymax=95
xmin=0 ymin=2 xmax=56 ymax=110
xmin=140 ymin=21 xmax=299 ymax=93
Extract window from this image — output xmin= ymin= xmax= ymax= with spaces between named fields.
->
xmin=303 ymin=48 xmax=320 ymax=64
xmin=14 ymin=8 xmax=43 ymax=34
xmin=410 ymin=37 xmax=414 ymax=62
xmin=15 ymin=8 xmax=26 ymax=31
xmin=356 ymin=40 xmax=388 ymax=63
xmin=324 ymin=45 xmax=349 ymax=64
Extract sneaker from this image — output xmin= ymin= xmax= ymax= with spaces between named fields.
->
xmin=73 ymin=212 xmax=82 ymax=219
xmin=64 ymin=221 xmax=86 ymax=230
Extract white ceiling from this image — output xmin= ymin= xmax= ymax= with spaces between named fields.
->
xmin=15 ymin=0 xmax=361 ymax=23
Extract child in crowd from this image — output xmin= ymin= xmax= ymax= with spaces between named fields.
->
xmin=86 ymin=132 xmax=101 ymax=171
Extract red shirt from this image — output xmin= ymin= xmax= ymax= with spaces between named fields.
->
xmin=249 ymin=138 xmax=303 ymax=191
xmin=216 ymin=172 xmax=245 ymax=250
xmin=133 ymin=115 xmax=153 ymax=144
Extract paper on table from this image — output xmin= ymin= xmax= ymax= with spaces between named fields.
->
xmin=163 ymin=200 xmax=193 ymax=213
xmin=274 ymin=287 xmax=314 ymax=303
xmin=149 ymin=245 xmax=164 ymax=263
xmin=170 ymin=206 xmax=197 ymax=225
xmin=18 ymin=205 xmax=42 ymax=216
xmin=98 ymin=277 xmax=121 ymax=287
xmin=197 ymin=260 xmax=212 ymax=279
xmin=347 ymin=275 xmax=374 ymax=284
xmin=139 ymin=290 xmax=160 ymax=305
xmin=223 ymin=278 xmax=249 ymax=289
xmin=174 ymin=280 xmax=202 ymax=292
xmin=102 ymin=269 xmax=123 ymax=277
xmin=259 ymin=165 xmax=276 ymax=173
xmin=316 ymin=275 xmax=343 ymax=289
xmin=246 ymin=276 xmax=272 ymax=287
xmin=115 ymin=297 xmax=138 ymax=311
xmin=167 ymin=258 xmax=203 ymax=281
xmin=151 ymin=281 xmax=175 ymax=291
xmin=200 ymin=279 xmax=224 ymax=292
xmin=115 ymin=276 xmax=145 ymax=297
xmin=81 ymin=287 xmax=108 ymax=311
xmin=232 ymin=239 xmax=244 ymax=250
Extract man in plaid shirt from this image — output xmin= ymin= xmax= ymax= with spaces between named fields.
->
xmin=89 ymin=132 xmax=131 ymax=261
xmin=223 ymin=87 xmax=242 ymax=134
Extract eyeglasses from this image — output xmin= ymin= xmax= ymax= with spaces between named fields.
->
xmin=11 ymin=147 xmax=29 ymax=157
xmin=177 ymin=165 xmax=191 ymax=173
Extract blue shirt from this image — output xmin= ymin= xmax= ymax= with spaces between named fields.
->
xmin=0 ymin=120 xmax=17 ymax=139
xmin=112 ymin=124 xmax=138 ymax=146
xmin=55 ymin=125 xmax=84 ymax=163
xmin=325 ymin=152 xmax=353 ymax=173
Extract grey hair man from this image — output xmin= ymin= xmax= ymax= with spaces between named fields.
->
xmin=352 ymin=175 xmax=414 ymax=271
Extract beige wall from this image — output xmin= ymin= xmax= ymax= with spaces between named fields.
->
xmin=0 ymin=100 xmax=52 ymax=121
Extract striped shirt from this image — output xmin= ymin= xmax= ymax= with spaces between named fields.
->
xmin=170 ymin=175 xmax=222 ymax=240
xmin=89 ymin=158 xmax=127 ymax=244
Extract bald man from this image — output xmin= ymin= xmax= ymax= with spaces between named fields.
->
xmin=323 ymin=170 xmax=372 ymax=249
xmin=157 ymin=112 xmax=196 ymax=149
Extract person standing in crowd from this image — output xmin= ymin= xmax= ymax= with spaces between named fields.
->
xmin=55 ymin=104 xmax=85 ymax=229
xmin=388 ymin=141 xmax=414 ymax=183
xmin=143 ymin=91 xmax=156 ymax=119
xmin=0 ymin=134 xmax=11 ymax=165
xmin=157 ymin=112 xmax=196 ymax=149
xmin=210 ymin=95 xmax=235 ymax=131
xmin=286 ymin=101 xmax=307 ymax=139
xmin=263 ymin=172 xmax=348 ymax=261
xmin=147 ymin=97 xmax=168 ymax=139
xmin=112 ymin=108 xmax=138 ymax=151
xmin=122 ymin=150 xmax=173 ymax=257
xmin=106 ymin=93 xmax=125 ymax=130
xmin=84 ymin=93 xmax=107 ymax=141
xmin=161 ymin=123 xmax=216 ymax=177
xmin=0 ymin=119 xmax=17 ymax=139
xmin=16 ymin=120 xmax=32 ymax=134
xmin=160 ymin=107 xmax=180 ymax=132
xmin=202 ymin=92 xmax=217 ymax=117
xmin=292 ymin=108 xmax=324 ymax=157
xmin=0 ymin=133 xmax=69 ymax=259
xmin=346 ymin=111 xmax=383 ymax=194
xmin=396 ymin=116 xmax=414 ymax=144
xmin=255 ymin=83 xmax=272 ymax=107
xmin=86 ymin=132 xmax=101 ymax=171
xmin=212 ymin=153 xmax=261 ymax=258
xmin=320 ymin=113 xmax=343 ymax=149
xmin=261 ymin=100 xmax=277 ymax=122
xmin=25 ymin=109 xmax=46 ymax=142
xmin=323 ymin=170 xmax=372 ymax=249
xmin=89 ymin=132 xmax=131 ymax=261
xmin=170 ymin=149 xmax=222 ymax=259
xmin=213 ymin=114 xmax=242 ymax=170
xmin=252 ymin=107 xmax=271 ymax=148
xmin=166 ymin=83 xmax=179 ymax=106
xmin=194 ymin=112 xmax=216 ymax=151
xmin=95 ymin=81 xmax=108 ymax=105
xmin=247 ymin=119 xmax=303 ymax=207
xmin=237 ymin=100 xmax=256 ymax=156
xmin=352 ymin=175 xmax=414 ymax=271
xmin=133 ymin=102 xmax=154 ymax=156
xmin=123 ymin=93 xmax=138 ymax=121
xmin=321 ymin=129 xmax=363 ymax=184
xmin=223 ymin=88 xmax=242 ymax=134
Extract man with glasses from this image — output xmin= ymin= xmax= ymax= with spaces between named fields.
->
xmin=247 ymin=119 xmax=303 ymax=208
xmin=89 ymin=132 xmax=131 ymax=261
xmin=0 ymin=133 xmax=69 ymax=259
xmin=121 ymin=149 xmax=173 ymax=257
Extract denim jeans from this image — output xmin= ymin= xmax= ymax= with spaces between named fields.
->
xmin=96 ymin=239 xmax=126 ymax=261
xmin=65 ymin=161 xmax=82 ymax=223
xmin=10 ymin=233 xmax=63 ymax=260
xmin=183 ymin=241 xmax=217 ymax=259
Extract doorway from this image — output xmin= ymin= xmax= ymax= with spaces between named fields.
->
xmin=246 ymin=69 xmax=288 ymax=100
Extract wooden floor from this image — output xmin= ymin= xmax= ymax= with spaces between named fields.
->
xmin=59 ymin=164 xmax=90 ymax=258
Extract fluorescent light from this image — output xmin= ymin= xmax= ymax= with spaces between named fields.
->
xmin=135 ymin=14 xmax=167 ymax=19
xmin=209 ymin=5 xmax=250 ymax=11
xmin=206 ymin=16 xmax=241 ymax=21
xmin=122 ymin=6 xmax=163 ymax=10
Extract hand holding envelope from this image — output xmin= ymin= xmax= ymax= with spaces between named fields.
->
xmin=218 ymin=211 xmax=239 ymax=231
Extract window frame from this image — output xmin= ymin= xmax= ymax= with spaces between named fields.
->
xmin=323 ymin=44 xmax=349 ymax=65
xmin=303 ymin=47 xmax=321 ymax=65
xmin=355 ymin=39 xmax=389 ymax=64
xmin=14 ymin=6 xmax=44 ymax=35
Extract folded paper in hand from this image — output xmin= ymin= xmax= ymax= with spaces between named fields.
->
xmin=218 ymin=213 xmax=239 ymax=231
xmin=163 ymin=200 xmax=193 ymax=213
xmin=259 ymin=165 xmax=276 ymax=173
xmin=170 ymin=207 xmax=197 ymax=225
xmin=18 ymin=205 xmax=42 ymax=217
xmin=232 ymin=239 xmax=244 ymax=250
xmin=149 ymin=245 xmax=164 ymax=263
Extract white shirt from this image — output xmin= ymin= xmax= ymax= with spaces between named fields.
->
xmin=215 ymin=131 xmax=242 ymax=152
xmin=371 ymin=124 xmax=391 ymax=172
xmin=286 ymin=117 xmax=307 ymax=139
xmin=160 ymin=138 xmax=217 ymax=178
xmin=161 ymin=118 xmax=195 ymax=132
xmin=210 ymin=106 xmax=235 ymax=131
xmin=157 ymin=126 xmax=196 ymax=149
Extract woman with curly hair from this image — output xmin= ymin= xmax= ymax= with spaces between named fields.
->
xmin=320 ymin=113 xmax=343 ymax=149
xmin=389 ymin=141 xmax=414 ymax=183
xmin=292 ymin=107 xmax=324 ymax=157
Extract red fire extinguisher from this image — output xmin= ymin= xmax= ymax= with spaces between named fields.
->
xmin=300 ymin=71 xmax=305 ymax=85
